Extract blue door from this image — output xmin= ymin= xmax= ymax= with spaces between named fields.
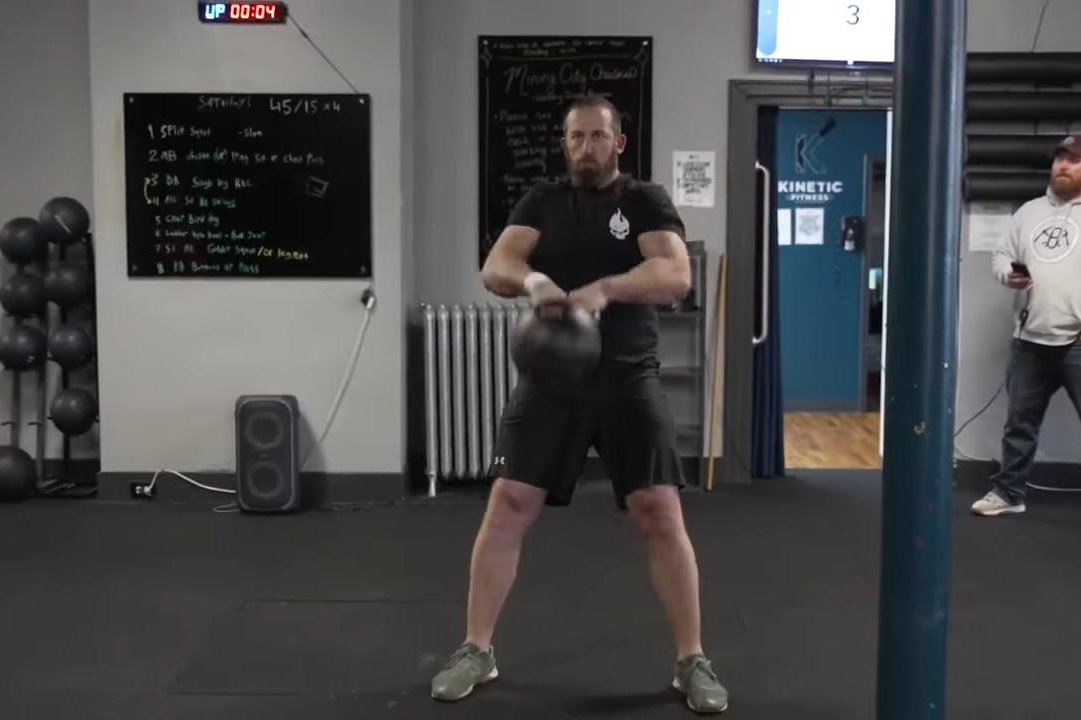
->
xmin=776 ymin=109 xmax=887 ymax=411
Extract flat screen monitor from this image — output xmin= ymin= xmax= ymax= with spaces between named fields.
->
xmin=755 ymin=0 xmax=896 ymax=70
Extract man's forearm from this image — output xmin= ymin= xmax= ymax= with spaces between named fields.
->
xmin=599 ymin=258 xmax=691 ymax=305
xmin=481 ymin=254 xmax=533 ymax=298
xmin=991 ymin=219 xmax=1023 ymax=287
xmin=991 ymin=249 xmax=1015 ymax=286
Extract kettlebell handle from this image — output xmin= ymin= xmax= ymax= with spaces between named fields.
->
xmin=533 ymin=302 xmax=601 ymax=324
xmin=535 ymin=301 xmax=568 ymax=321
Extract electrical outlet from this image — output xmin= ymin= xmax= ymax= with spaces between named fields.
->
xmin=130 ymin=483 xmax=155 ymax=499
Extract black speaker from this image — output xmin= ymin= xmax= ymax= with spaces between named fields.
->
xmin=235 ymin=394 xmax=302 ymax=513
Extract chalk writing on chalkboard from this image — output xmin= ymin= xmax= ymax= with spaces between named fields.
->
xmin=478 ymin=36 xmax=653 ymax=268
xmin=123 ymin=93 xmax=371 ymax=278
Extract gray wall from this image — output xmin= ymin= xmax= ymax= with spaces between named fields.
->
xmin=87 ymin=0 xmax=404 ymax=475
xmin=401 ymin=0 xmax=416 ymax=316
xmin=2 ymin=0 xmax=1078 ymax=480
xmin=0 ymin=0 xmax=95 ymax=461
xmin=0 ymin=0 xmax=92 ymax=241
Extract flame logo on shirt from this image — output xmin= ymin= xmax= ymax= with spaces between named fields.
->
xmin=609 ymin=208 xmax=630 ymax=240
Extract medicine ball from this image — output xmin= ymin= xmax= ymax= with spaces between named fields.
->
xmin=44 ymin=263 xmax=92 ymax=308
xmin=510 ymin=305 xmax=602 ymax=391
xmin=0 ymin=445 xmax=37 ymax=502
xmin=48 ymin=324 xmax=95 ymax=370
xmin=0 ymin=272 xmax=46 ymax=318
xmin=50 ymin=387 xmax=98 ymax=436
xmin=39 ymin=197 xmax=90 ymax=246
xmin=0 ymin=217 xmax=48 ymax=265
xmin=0 ymin=323 xmax=47 ymax=370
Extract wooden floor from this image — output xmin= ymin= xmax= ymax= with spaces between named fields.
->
xmin=785 ymin=412 xmax=882 ymax=469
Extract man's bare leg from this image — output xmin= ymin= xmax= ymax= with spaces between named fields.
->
xmin=627 ymin=486 xmax=703 ymax=659
xmin=464 ymin=478 xmax=546 ymax=649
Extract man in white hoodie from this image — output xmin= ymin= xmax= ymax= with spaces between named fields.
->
xmin=972 ymin=135 xmax=1081 ymax=517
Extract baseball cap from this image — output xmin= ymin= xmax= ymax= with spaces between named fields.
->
xmin=1054 ymin=135 xmax=1081 ymax=159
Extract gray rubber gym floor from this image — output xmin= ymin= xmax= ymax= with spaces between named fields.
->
xmin=1 ymin=470 xmax=1079 ymax=719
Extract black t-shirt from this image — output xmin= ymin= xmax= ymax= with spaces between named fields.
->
xmin=506 ymin=173 xmax=687 ymax=372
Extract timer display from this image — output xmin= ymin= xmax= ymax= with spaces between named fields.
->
xmin=198 ymin=2 xmax=287 ymax=24
xmin=756 ymin=0 xmax=894 ymax=68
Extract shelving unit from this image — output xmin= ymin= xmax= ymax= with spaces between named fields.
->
xmin=656 ymin=240 xmax=708 ymax=486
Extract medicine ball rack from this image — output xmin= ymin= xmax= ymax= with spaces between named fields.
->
xmin=0 ymin=198 xmax=100 ymax=501
xmin=40 ymin=232 xmax=100 ymax=497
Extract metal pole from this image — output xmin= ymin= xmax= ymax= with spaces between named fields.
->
xmin=877 ymin=0 xmax=965 ymax=718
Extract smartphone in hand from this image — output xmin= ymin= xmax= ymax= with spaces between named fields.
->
xmin=1011 ymin=261 xmax=1031 ymax=277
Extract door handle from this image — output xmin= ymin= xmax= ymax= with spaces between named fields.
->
xmin=753 ymin=161 xmax=770 ymax=347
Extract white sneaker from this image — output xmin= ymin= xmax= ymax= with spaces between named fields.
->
xmin=971 ymin=491 xmax=1025 ymax=517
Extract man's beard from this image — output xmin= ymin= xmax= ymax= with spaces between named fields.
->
xmin=1051 ymin=172 xmax=1081 ymax=201
xmin=567 ymin=152 xmax=617 ymax=189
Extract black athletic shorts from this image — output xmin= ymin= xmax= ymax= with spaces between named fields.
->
xmin=487 ymin=367 xmax=686 ymax=510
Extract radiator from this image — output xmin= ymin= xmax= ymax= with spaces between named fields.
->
xmin=420 ymin=302 xmax=529 ymax=495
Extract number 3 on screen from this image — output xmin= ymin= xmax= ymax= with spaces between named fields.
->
xmin=847 ymin=3 xmax=861 ymax=25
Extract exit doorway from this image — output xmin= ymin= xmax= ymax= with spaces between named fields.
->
xmin=721 ymin=79 xmax=894 ymax=483
xmin=776 ymin=108 xmax=888 ymax=469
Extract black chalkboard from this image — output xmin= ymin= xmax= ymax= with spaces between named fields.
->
xmin=123 ymin=93 xmax=371 ymax=278
xmin=478 ymin=36 xmax=653 ymax=268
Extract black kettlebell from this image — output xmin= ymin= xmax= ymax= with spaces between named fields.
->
xmin=511 ymin=304 xmax=602 ymax=391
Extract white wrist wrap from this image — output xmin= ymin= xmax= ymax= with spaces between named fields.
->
xmin=523 ymin=272 xmax=549 ymax=294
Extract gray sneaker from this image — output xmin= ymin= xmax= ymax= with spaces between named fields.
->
xmin=673 ymin=654 xmax=729 ymax=714
xmin=430 ymin=642 xmax=498 ymax=701
xmin=971 ymin=490 xmax=1025 ymax=517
